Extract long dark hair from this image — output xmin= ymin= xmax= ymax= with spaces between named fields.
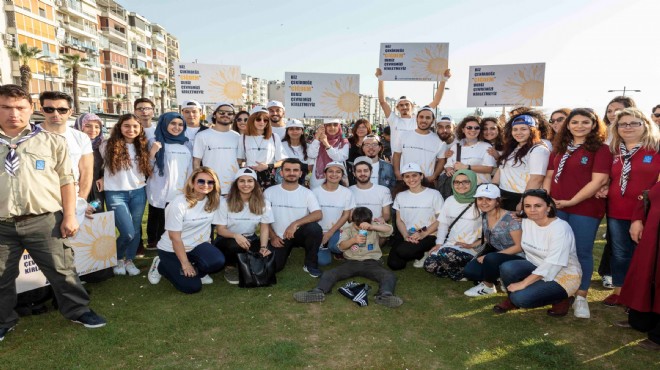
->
xmin=282 ymin=127 xmax=308 ymax=160
xmin=104 ymin=113 xmax=152 ymax=177
xmin=553 ymin=108 xmax=606 ymax=154
xmin=481 ymin=117 xmax=504 ymax=151
xmin=497 ymin=113 xmax=543 ymax=168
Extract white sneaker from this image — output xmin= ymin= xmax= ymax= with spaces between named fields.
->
xmin=113 ymin=259 xmax=126 ymax=276
xmin=148 ymin=257 xmax=161 ymax=285
xmin=413 ymin=252 xmax=429 ymax=268
xmin=124 ymin=260 xmax=140 ymax=276
xmin=602 ymin=275 xmax=614 ymax=289
xmin=464 ymin=282 xmax=497 ymax=297
xmin=573 ymin=295 xmax=591 ymax=319
xmin=200 ymin=274 xmax=213 ymax=285
xmin=498 ymin=278 xmax=508 ymax=293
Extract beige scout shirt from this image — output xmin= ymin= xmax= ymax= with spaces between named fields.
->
xmin=0 ymin=126 xmax=74 ymax=218
xmin=339 ymin=222 xmax=393 ymax=261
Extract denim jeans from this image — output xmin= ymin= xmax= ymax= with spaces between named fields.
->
xmin=318 ymin=230 xmax=341 ymax=266
xmin=557 ymin=210 xmax=600 ymax=291
xmin=607 ymin=217 xmax=636 ymax=287
xmin=500 ymin=259 xmax=568 ymax=308
xmin=106 ymin=187 xmax=147 ymax=261
xmin=463 ymin=252 xmax=524 ymax=284
xmin=157 ymin=242 xmax=225 ymax=294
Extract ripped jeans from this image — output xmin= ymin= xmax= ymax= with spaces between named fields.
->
xmin=105 ymin=187 xmax=147 ymax=261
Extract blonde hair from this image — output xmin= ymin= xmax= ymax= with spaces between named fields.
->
xmin=609 ymin=107 xmax=660 ymax=153
xmin=184 ymin=167 xmax=221 ymax=212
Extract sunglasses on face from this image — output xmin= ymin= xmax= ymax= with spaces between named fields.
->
xmin=42 ymin=107 xmax=70 ymax=114
xmin=549 ymin=116 xmax=565 ymax=124
xmin=235 ymin=118 xmax=248 ymax=122
xmin=255 ymin=118 xmax=269 ymax=123
xmin=196 ymin=179 xmax=215 ymax=186
xmin=216 ymin=111 xmax=234 ymax=116
xmin=616 ymin=122 xmax=643 ymax=129
xmin=653 ymin=113 xmax=660 ymax=118
xmin=464 ymin=126 xmax=480 ymax=131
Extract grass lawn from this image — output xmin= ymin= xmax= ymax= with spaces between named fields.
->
xmin=1 ymin=223 xmax=657 ymax=369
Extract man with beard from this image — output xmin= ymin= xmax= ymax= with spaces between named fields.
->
xmin=436 ymin=115 xmax=456 ymax=148
xmin=267 ymin=100 xmax=287 ymax=139
xmin=354 ymin=135 xmax=395 ymax=189
xmin=181 ymin=100 xmax=202 ymax=142
xmin=193 ymin=103 xmax=240 ymax=195
xmin=349 ymin=159 xmax=392 ymax=223
xmin=134 ymin=98 xmax=156 ymax=140
xmin=392 ymin=107 xmax=446 ymax=182
xmin=265 ymin=158 xmax=323 ymax=277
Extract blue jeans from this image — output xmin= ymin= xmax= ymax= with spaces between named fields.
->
xmin=318 ymin=230 xmax=341 ymax=266
xmin=463 ymin=252 xmax=524 ymax=284
xmin=157 ymin=242 xmax=225 ymax=294
xmin=500 ymin=259 xmax=568 ymax=309
xmin=106 ymin=188 xmax=147 ymax=261
xmin=607 ymin=217 xmax=636 ymax=287
xmin=557 ymin=210 xmax=600 ymax=291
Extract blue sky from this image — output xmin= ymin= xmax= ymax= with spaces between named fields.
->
xmin=118 ymin=0 xmax=659 ymax=117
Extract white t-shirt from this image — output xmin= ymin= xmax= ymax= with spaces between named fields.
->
xmin=370 ymin=161 xmax=380 ymax=184
xmin=394 ymin=130 xmax=445 ymax=177
xmin=435 ymin=196 xmax=481 ymax=255
xmin=349 ymin=184 xmax=392 ymax=220
xmin=216 ymin=198 xmax=274 ymax=235
xmin=157 ymin=194 xmax=221 ymax=253
xmin=272 ymin=125 xmax=286 ymax=140
xmin=238 ymin=133 xmax=287 ymax=167
xmin=147 ymin=142 xmax=193 ymax=208
xmin=62 ymin=127 xmax=93 ymax=186
xmin=143 ymin=126 xmax=156 ymax=141
xmin=393 ymin=188 xmax=444 ymax=235
xmin=281 ymin=143 xmax=311 ymax=164
xmin=445 ymin=140 xmax=497 ymax=184
xmin=387 ymin=112 xmax=416 ymax=152
xmin=312 ymin=185 xmax=355 ymax=232
xmin=264 ymin=184 xmax=321 ymax=238
xmin=100 ymin=141 xmax=146 ymax=191
xmin=307 ymin=139 xmax=350 ymax=188
xmin=542 ymin=139 xmax=553 ymax=152
xmin=193 ymin=129 xmax=240 ymax=194
xmin=499 ymin=144 xmax=550 ymax=193
xmin=185 ymin=126 xmax=200 ymax=143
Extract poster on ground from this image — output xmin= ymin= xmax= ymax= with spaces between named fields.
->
xmin=284 ymin=72 xmax=360 ymax=120
xmin=467 ymin=63 xmax=546 ymax=107
xmin=175 ymin=63 xmax=243 ymax=106
xmin=378 ymin=43 xmax=449 ymax=81
xmin=16 ymin=211 xmax=117 ymax=294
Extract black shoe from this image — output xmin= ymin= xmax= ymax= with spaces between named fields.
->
xmin=375 ymin=293 xmax=403 ymax=308
xmin=0 ymin=325 xmax=15 ymax=341
xmin=72 ymin=310 xmax=107 ymax=328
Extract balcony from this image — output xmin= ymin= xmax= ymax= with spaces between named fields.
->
xmin=107 ymin=60 xmax=128 ymax=70
xmin=63 ymin=37 xmax=98 ymax=53
xmin=111 ymin=77 xmax=129 ymax=84
xmin=61 ymin=19 xmax=98 ymax=38
xmin=108 ymin=43 xmax=128 ymax=54
xmin=100 ymin=26 xmax=126 ymax=40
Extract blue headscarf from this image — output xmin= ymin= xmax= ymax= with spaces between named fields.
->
xmin=154 ymin=112 xmax=188 ymax=176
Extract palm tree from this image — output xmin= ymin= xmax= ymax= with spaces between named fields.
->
xmin=8 ymin=43 xmax=43 ymax=92
xmin=59 ymin=53 xmax=91 ymax=113
xmin=111 ymin=93 xmax=125 ymax=114
xmin=156 ymin=81 xmax=169 ymax=114
xmin=133 ymin=68 xmax=153 ymax=98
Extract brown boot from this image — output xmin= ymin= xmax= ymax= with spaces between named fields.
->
xmin=547 ymin=297 xmax=575 ymax=317
xmin=493 ymin=297 xmax=518 ymax=314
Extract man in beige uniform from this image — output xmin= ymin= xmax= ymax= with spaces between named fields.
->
xmin=0 ymin=85 xmax=106 ymax=342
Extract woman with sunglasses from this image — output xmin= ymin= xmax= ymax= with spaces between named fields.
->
xmin=493 ymin=112 xmax=550 ymax=211
xmin=601 ymin=108 xmax=660 ymax=306
xmin=308 ymin=119 xmax=349 ymax=189
xmin=237 ymin=108 xmax=287 ymax=189
xmin=493 ymin=189 xmax=581 ymax=317
xmin=548 ymin=108 xmax=571 ymax=142
xmin=652 ymin=105 xmax=660 ymax=127
xmin=280 ymin=119 xmax=310 ymax=185
xmin=543 ymin=108 xmax=610 ymax=318
xmin=424 ymin=170 xmax=481 ymax=280
xmin=481 ymin=116 xmax=505 ymax=161
xmin=147 ymin=167 xmax=226 ymax=293
xmin=232 ymin=110 xmax=249 ymax=135
xmin=445 ymin=116 xmax=496 ymax=184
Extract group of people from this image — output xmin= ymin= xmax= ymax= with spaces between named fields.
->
xmin=1 ymin=79 xmax=659 ymax=350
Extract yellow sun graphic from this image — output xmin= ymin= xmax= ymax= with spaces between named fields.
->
xmin=320 ymin=76 xmax=360 ymax=120
xmin=68 ymin=212 xmax=118 ymax=274
xmin=411 ymin=44 xmax=449 ymax=80
xmin=208 ymin=66 xmax=243 ymax=105
xmin=503 ymin=65 xmax=545 ymax=107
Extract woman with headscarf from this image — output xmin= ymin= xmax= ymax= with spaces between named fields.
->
xmin=308 ymin=118 xmax=349 ymax=189
xmin=74 ymin=113 xmax=105 ymax=210
xmin=146 ymin=112 xmax=193 ymax=249
xmin=423 ymin=169 xmax=482 ymax=281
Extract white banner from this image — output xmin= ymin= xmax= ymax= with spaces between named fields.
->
xmin=16 ymin=211 xmax=117 ymax=294
xmin=285 ymin=72 xmax=360 ymax=120
xmin=467 ymin=63 xmax=546 ymax=107
xmin=175 ymin=63 xmax=243 ymax=106
xmin=378 ymin=42 xmax=449 ymax=81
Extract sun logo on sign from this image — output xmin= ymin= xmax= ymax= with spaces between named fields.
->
xmin=320 ymin=76 xmax=360 ymax=120
xmin=209 ymin=66 xmax=243 ymax=105
xmin=67 ymin=213 xmax=118 ymax=273
xmin=503 ymin=65 xmax=545 ymax=107
xmin=411 ymin=44 xmax=448 ymax=80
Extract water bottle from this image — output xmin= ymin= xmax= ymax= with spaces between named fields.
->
xmin=89 ymin=200 xmax=101 ymax=211
xmin=358 ymin=230 xmax=368 ymax=247
xmin=407 ymin=227 xmax=416 ymax=236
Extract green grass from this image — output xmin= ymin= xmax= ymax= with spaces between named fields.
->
xmin=2 ymin=223 xmax=657 ymax=369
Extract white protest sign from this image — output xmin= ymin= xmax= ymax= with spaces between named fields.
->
xmin=285 ymin=72 xmax=360 ymax=120
xmin=378 ymin=43 xmax=449 ymax=81
xmin=467 ymin=63 xmax=546 ymax=107
xmin=175 ymin=63 xmax=243 ymax=105
xmin=16 ymin=211 xmax=117 ymax=294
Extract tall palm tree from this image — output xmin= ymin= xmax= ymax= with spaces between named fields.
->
xmin=133 ymin=68 xmax=153 ymax=98
xmin=8 ymin=43 xmax=43 ymax=92
xmin=111 ymin=93 xmax=124 ymax=114
xmin=157 ymin=81 xmax=169 ymax=114
xmin=59 ymin=53 xmax=91 ymax=113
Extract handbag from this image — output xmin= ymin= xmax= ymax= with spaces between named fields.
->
xmin=475 ymin=213 xmax=497 ymax=257
xmin=237 ymin=251 xmax=277 ymax=288
xmin=435 ymin=143 xmax=461 ymax=199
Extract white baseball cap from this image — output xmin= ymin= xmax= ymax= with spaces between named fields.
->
xmin=353 ymin=156 xmax=373 ymax=167
xmin=181 ymin=100 xmax=202 ymax=110
xmin=234 ymin=167 xmax=258 ymax=181
xmin=213 ymin=102 xmax=234 ymax=112
xmin=324 ymin=161 xmax=346 ymax=173
xmin=396 ymin=96 xmax=412 ymax=106
xmin=323 ymin=118 xmax=342 ymax=125
xmin=474 ymin=183 xmax=501 ymax=199
xmin=401 ymin=163 xmax=423 ymax=174
xmin=286 ymin=119 xmax=304 ymax=129
xmin=250 ymin=105 xmax=268 ymax=115
xmin=437 ymin=115 xmax=454 ymax=124
xmin=266 ymin=100 xmax=285 ymax=110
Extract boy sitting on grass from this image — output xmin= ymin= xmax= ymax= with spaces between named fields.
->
xmin=293 ymin=207 xmax=403 ymax=308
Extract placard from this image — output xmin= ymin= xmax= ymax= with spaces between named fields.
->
xmin=467 ymin=63 xmax=546 ymax=107
xmin=285 ymin=72 xmax=360 ymax=120
xmin=175 ymin=63 xmax=243 ymax=105
xmin=378 ymin=43 xmax=449 ymax=81
xmin=16 ymin=211 xmax=117 ymax=293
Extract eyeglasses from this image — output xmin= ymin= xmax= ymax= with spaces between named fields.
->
xmin=453 ymin=180 xmax=471 ymax=186
xmin=235 ymin=118 xmax=248 ymax=122
xmin=465 ymin=126 xmax=480 ymax=131
xmin=616 ymin=122 xmax=643 ymax=129
xmin=549 ymin=116 xmax=565 ymax=124
xmin=196 ymin=179 xmax=215 ymax=186
xmin=216 ymin=111 xmax=235 ymax=116
xmin=135 ymin=107 xmax=153 ymax=112
xmin=42 ymin=107 xmax=70 ymax=114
